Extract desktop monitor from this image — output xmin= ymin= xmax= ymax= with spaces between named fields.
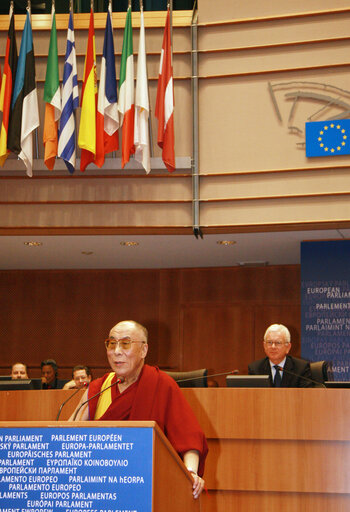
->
xmin=324 ymin=381 xmax=350 ymax=388
xmin=226 ymin=375 xmax=271 ymax=388
xmin=0 ymin=379 xmax=42 ymax=390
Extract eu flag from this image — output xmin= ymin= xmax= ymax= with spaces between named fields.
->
xmin=305 ymin=119 xmax=350 ymax=157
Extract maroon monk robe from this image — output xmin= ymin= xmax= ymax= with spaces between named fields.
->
xmin=88 ymin=364 xmax=208 ymax=476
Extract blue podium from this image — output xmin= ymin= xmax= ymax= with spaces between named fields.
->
xmin=0 ymin=420 xmax=199 ymax=512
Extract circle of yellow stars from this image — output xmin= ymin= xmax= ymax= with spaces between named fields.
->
xmin=318 ymin=123 xmax=347 ymax=153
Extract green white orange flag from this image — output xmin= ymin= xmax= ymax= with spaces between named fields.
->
xmin=118 ymin=6 xmax=135 ymax=168
xmin=0 ymin=3 xmax=17 ymax=167
xmin=43 ymin=4 xmax=61 ymax=170
xmin=78 ymin=8 xmax=97 ymax=171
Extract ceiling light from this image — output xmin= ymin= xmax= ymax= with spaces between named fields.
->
xmin=120 ymin=241 xmax=139 ymax=247
xmin=237 ymin=261 xmax=269 ymax=267
xmin=216 ymin=240 xmax=236 ymax=246
xmin=23 ymin=241 xmax=43 ymax=247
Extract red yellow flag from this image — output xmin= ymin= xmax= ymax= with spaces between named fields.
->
xmin=78 ymin=9 xmax=97 ymax=172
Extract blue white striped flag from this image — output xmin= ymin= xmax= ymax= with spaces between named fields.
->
xmin=305 ymin=119 xmax=350 ymax=157
xmin=58 ymin=12 xmax=79 ymax=174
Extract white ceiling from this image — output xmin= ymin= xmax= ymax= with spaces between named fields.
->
xmin=0 ymin=228 xmax=349 ymax=269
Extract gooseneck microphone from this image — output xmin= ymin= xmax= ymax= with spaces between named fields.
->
xmin=176 ymin=369 xmax=239 ymax=384
xmin=275 ymin=365 xmax=326 ymax=388
xmin=56 ymin=382 xmax=88 ymax=421
xmin=72 ymin=376 xmax=125 ymax=421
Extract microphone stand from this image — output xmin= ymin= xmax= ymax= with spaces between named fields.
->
xmin=72 ymin=377 xmax=124 ymax=421
xmin=56 ymin=383 xmax=87 ymax=421
xmin=176 ymin=369 xmax=239 ymax=384
xmin=276 ymin=365 xmax=326 ymax=388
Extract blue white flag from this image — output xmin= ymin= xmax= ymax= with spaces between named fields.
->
xmin=58 ymin=12 xmax=79 ymax=174
xmin=305 ymin=119 xmax=350 ymax=157
xmin=8 ymin=10 xmax=39 ymax=177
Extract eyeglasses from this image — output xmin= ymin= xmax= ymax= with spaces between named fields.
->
xmin=264 ymin=341 xmax=290 ymax=347
xmin=104 ymin=337 xmax=146 ymax=351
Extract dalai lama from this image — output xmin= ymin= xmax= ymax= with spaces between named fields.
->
xmin=69 ymin=320 xmax=208 ymax=499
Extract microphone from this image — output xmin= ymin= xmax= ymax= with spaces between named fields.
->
xmin=275 ymin=365 xmax=326 ymax=388
xmin=72 ymin=376 xmax=125 ymax=421
xmin=176 ymin=369 xmax=239 ymax=384
xmin=56 ymin=382 xmax=88 ymax=421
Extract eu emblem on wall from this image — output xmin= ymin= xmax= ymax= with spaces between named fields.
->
xmin=305 ymin=119 xmax=350 ymax=157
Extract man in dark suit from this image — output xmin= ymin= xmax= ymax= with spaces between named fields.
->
xmin=248 ymin=324 xmax=313 ymax=387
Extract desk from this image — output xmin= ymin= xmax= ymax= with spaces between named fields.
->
xmin=0 ymin=388 xmax=349 ymax=511
xmin=183 ymin=388 xmax=350 ymax=512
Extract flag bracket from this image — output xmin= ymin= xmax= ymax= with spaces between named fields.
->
xmin=193 ymin=227 xmax=203 ymax=239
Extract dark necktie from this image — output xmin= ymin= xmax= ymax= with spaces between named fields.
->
xmin=274 ymin=365 xmax=282 ymax=387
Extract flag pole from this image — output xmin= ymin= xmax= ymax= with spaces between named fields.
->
xmin=140 ymin=0 xmax=154 ymax=158
xmin=168 ymin=0 xmax=173 ymax=61
xmin=27 ymin=0 xmax=40 ymax=162
xmin=108 ymin=0 xmax=117 ymax=159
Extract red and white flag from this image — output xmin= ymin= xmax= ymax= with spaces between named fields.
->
xmin=155 ymin=9 xmax=175 ymax=172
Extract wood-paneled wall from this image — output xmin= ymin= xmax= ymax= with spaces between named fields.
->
xmin=0 ymin=264 xmax=300 ymax=384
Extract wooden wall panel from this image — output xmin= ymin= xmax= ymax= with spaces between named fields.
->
xmin=0 ymin=265 xmax=301 ymax=381
xmin=0 ymin=269 xmax=160 ymax=379
xmin=180 ymin=304 xmax=254 ymax=384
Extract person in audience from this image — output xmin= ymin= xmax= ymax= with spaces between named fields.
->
xmin=41 ymin=359 xmax=66 ymax=389
xmin=248 ymin=323 xmax=313 ymax=387
xmin=11 ymin=362 xmax=29 ymax=379
xmin=63 ymin=365 xmax=92 ymax=390
xmin=70 ymin=320 xmax=208 ymax=499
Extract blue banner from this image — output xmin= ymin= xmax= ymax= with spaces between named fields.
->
xmin=0 ymin=426 xmax=153 ymax=512
xmin=301 ymin=240 xmax=350 ymax=381
xmin=305 ymin=119 xmax=350 ymax=157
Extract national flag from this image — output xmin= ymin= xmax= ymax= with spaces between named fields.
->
xmin=118 ymin=6 xmax=135 ymax=168
xmin=78 ymin=8 xmax=97 ymax=172
xmin=155 ymin=9 xmax=175 ymax=172
xmin=134 ymin=8 xmax=150 ymax=173
xmin=58 ymin=13 xmax=79 ymax=174
xmin=0 ymin=3 xmax=17 ymax=167
xmin=43 ymin=4 xmax=61 ymax=171
xmin=58 ymin=11 xmax=79 ymax=174
xmin=305 ymin=120 xmax=350 ymax=157
xmin=8 ymin=10 xmax=39 ymax=177
xmin=95 ymin=4 xmax=119 ymax=168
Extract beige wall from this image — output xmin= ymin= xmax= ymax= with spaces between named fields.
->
xmin=0 ymin=3 xmax=349 ymax=233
